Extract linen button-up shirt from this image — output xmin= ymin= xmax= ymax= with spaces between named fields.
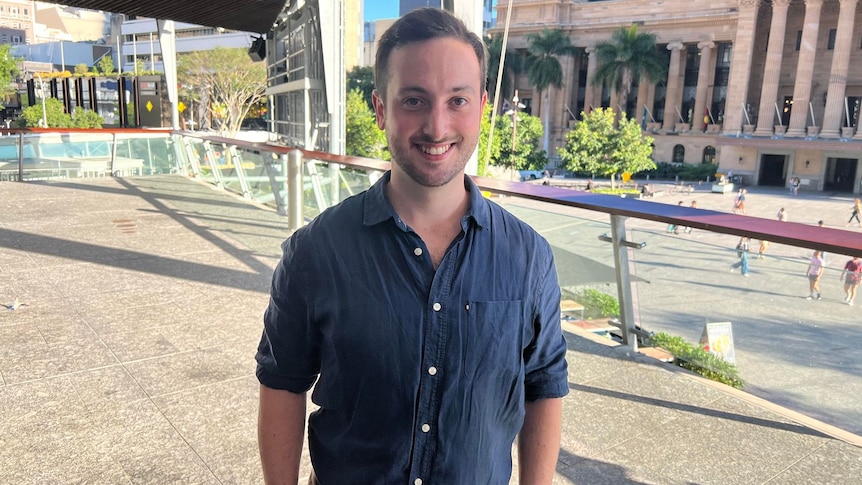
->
xmin=256 ymin=173 xmax=569 ymax=484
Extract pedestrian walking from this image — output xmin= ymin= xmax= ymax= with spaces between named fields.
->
xmin=684 ymin=200 xmax=696 ymax=233
xmin=731 ymin=236 xmax=751 ymax=276
xmin=805 ymin=250 xmax=824 ymax=300
xmin=846 ymin=198 xmax=862 ymax=227
xmin=841 ymin=256 xmax=862 ymax=305
xmin=732 ymin=188 xmax=746 ymax=214
xmin=791 ymin=177 xmax=800 ymax=196
xmin=667 ymin=200 xmax=683 ymax=234
xmin=777 ymin=207 xmax=787 ymax=222
xmin=757 ymin=239 xmax=770 ymax=259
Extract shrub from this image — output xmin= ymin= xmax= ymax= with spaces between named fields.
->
xmin=646 ymin=332 xmax=744 ymax=389
xmin=573 ymin=288 xmax=620 ymax=319
xmin=71 ymin=108 xmax=104 ymax=128
xmin=17 ymin=98 xmax=72 ymax=127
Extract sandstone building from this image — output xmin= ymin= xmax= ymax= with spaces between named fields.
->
xmin=491 ymin=0 xmax=862 ymax=193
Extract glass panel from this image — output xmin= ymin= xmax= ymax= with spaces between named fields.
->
xmin=218 ymin=147 xmax=244 ymax=195
xmin=237 ymin=148 xmax=278 ymax=208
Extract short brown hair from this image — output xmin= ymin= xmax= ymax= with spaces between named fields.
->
xmin=374 ymin=8 xmax=487 ymax=99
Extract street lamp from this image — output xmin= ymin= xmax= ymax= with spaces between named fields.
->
xmin=34 ymin=73 xmax=48 ymax=128
xmin=505 ymin=89 xmax=526 ymax=179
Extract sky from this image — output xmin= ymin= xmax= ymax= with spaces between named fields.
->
xmin=364 ymin=1 xmax=399 ymax=22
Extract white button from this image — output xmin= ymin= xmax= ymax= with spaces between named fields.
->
xmin=414 ymin=479 xmax=422 ymax=485
xmin=421 ymin=423 xmax=431 ymax=433
xmin=465 ymin=304 xmax=470 ymax=311
xmin=433 ymin=302 xmax=441 ymax=311
xmin=414 ymin=247 xmax=423 ymax=256
xmin=428 ymin=366 xmax=437 ymax=375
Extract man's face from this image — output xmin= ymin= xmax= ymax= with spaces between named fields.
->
xmin=373 ymin=37 xmax=486 ymax=188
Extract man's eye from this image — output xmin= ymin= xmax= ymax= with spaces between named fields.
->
xmin=404 ymin=98 xmax=423 ymax=107
xmin=452 ymin=98 xmax=468 ymax=107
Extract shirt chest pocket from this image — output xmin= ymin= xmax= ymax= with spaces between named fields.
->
xmin=462 ymin=300 xmax=525 ymax=380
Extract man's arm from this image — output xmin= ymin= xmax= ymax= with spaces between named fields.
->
xmin=518 ymin=397 xmax=563 ymax=484
xmin=258 ymin=385 xmax=307 ymax=485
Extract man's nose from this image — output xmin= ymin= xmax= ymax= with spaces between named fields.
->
xmin=423 ymin=104 xmax=449 ymax=140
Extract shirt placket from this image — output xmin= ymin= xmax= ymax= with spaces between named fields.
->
xmin=408 ymin=239 xmax=458 ymax=485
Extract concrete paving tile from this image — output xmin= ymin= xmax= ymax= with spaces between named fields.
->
xmin=153 ymin=376 xmax=262 ymax=483
xmin=83 ymin=301 xmax=194 ymax=336
xmin=590 ymin=399 xmax=831 ymax=485
xmin=100 ymin=327 xmax=181 ymax=362
xmin=0 ymin=376 xmax=86 ymax=427
xmin=124 ymin=347 xmax=250 ymax=397
xmin=65 ymin=365 xmax=150 ymax=408
xmin=553 ymin=455 xmax=679 ymax=485
xmin=0 ymin=329 xmax=118 ymax=384
xmin=770 ymin=438 xmax=862 ymax=483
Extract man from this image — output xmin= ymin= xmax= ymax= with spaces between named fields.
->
xmin=256 ymin=8 xmax=569 ymax=485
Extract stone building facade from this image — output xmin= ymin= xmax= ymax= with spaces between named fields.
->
xmin=491 ymin=0 xmax=862 ymax=192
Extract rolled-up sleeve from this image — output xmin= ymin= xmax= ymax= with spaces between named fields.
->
xmin=523 ymin=242 xmax=569 ymax=401
xmin=255 ymin=232 xmax=321 ymax=393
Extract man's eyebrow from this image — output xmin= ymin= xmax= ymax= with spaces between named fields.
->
xmin=397 ymin=85 xmax=478 ymax=95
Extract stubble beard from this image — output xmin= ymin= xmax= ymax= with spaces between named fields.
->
xmin=389 ymin=134 xmax=478 ymax=188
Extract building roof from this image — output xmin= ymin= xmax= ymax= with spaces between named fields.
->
xmin=36 ymin=0 xmax=288 ymax=34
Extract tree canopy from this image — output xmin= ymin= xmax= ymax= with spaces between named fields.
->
xmin=484 ymin=33 xmax=524 ymax=108
xmin=345 ymin=89 xmax=389 ymax=161
xmin=0 ymin=44 xmax=19 ymax=107
xmin=347 ymin=66 xmax=374 ymax=111
xmin=558 ymin=107 xmax=655 ymax=187
xmin=177 ymin=47 xmax=266 ymax=135
xmin=525 ymin=28 xmax=578 ymax=150
xmin=479 ymin=103 xmax=547 ymax=176
xmin=592 ymin=25 xmax=666 ymax=117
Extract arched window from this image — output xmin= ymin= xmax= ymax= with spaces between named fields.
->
xmin=702 ymin=146 xmax=716 ymax=164
xmin=673 ymin=144 xmax=685 ymax=164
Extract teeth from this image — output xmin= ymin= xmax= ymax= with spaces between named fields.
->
xmin=420 ymin=145 xmax=449 ymax=156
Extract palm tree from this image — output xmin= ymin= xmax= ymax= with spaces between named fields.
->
xmin=485 ymin=33 xmax=524 ymax=110
xmin=525 ymin=28 xmax=578 ymax=151
xmin=592 ymin=25 xmax=667 ymax=121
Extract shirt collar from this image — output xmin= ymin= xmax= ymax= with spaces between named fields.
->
xmin=363 ymin=171 xmax=490 ymax=230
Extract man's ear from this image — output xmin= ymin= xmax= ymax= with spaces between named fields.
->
xmin=372 ymin=90 xmax=385 ymax=130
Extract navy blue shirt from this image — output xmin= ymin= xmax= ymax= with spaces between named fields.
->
xmin=256 ymin=173 xmax=569 ymax=484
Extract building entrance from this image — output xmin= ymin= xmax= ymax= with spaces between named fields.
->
xmin=824 ymin=158 xmax=858 ymax=192
xmin=758 ymin=154 xmax=787 ymax=186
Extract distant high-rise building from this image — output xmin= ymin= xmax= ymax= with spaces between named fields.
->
xmin=0 ymin=0 xmax=36 ymax=46
xmin=399 ymin=0 xmax=494 ymax=29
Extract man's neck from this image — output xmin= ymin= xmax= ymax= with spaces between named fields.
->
xmin=386 ymin=171 xmax=470 ymax=228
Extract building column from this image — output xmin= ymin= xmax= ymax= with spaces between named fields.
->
xmin=583 ymin=46 xmax=598 ymax=113
xmin=786 ymin=0 xmax=824 ymax=137
xmin=754 ymin=0 xmax=792 ymax=136
xmin=636 ymin=81 xmax=649 ymax=128
xmin=559 ymin=54 xmax=575 ymax=127
xmin=662 ymin=41 xmax=684 ymax=131
xmin=692 ymin=41 xmax=715 ymax=133
xmin=721 ymin=0 xmax=761 ymax=136
xmin=821 ymin=0 xmax=859 ymax=138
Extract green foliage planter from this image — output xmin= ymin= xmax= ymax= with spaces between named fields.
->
xmin=572 ymin=289 xmax=620 ymax=319
xmin=646 ymin=332 xmax=745 ymax=389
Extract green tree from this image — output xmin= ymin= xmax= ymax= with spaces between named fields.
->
xmin=480 ymin=103 xmax=547 ymax=176
xmin=74 ymin=63 xmax=89 ymax=75
xmin=18 ymin=98 xmax=72 ymax=128
xmin=0 ymin=44 xmax=20 ymax=106
xmin=525 ymin=28 xmax=578 ymax=151
xmin=592 ymin=25 xmax=666 ymax=119
xmin=345 ymin=89 xmax=389 ymax=161
xmin=347 ymin=66 xmax=375 ymax=110
xmin=97 ymin=55 xmax=115 ymax=75
xmin=558 ymin=107 xmax=655 ymax=188
xmin=178 ymin=47 xmax=266 ymax=136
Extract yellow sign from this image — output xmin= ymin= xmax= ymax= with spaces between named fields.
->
xmin=622 ymin=172 xmax=632 ymax=182
xmin=177 ymin=101 xmax=186 ymax=113
xmin=146 ymin=101 xmax=154 ymax=112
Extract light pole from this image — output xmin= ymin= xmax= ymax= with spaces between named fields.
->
xmin=34 ymin=73 xmax=48 ymax=128
xmin=505 ymin=90 xmax=526 ymax=179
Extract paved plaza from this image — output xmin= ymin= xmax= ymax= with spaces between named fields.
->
xmin=1 ymin=175 xmax=861 ymax=484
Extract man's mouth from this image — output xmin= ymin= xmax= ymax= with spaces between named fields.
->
xmin=418 ymin=144 xmax=453 ymax=156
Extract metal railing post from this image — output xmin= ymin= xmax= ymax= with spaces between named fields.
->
xmin=287 ymin=149 xmax=303 ymax=231
xmin=610 ymin=214 xmax=639 ymax=351
xmin=17 ymin=132 xmax=24 ymax=181
xmin=110 ymin=132 xmax=118 ymax=176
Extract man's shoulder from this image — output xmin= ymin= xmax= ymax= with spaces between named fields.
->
xmin=482 ymin=198 xmax=550 ymax=248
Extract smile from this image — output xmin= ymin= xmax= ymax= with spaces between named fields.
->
xmin=418 ymin=144 xmax=453 ymax=156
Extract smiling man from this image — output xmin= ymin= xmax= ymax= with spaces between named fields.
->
xmin=256 ymin=8 xmax=569 ymax=484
